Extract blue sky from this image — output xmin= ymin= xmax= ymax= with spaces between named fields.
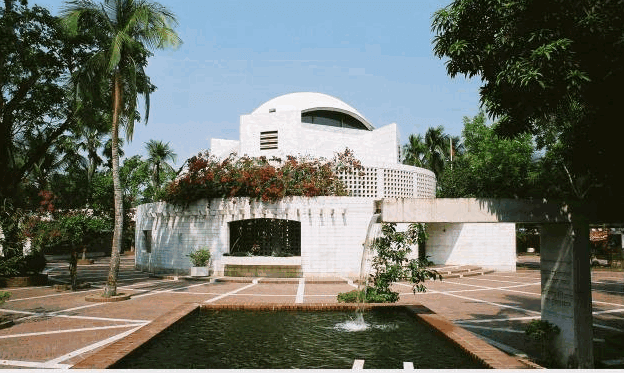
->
xmin=38 ymin=0 xmax=482 ymax=168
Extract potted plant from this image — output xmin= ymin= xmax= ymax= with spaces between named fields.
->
xmin=188 ymin=247 xmax=212 ymax=277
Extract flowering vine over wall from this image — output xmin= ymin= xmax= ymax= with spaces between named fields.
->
xmin=163 ymin=148 xmax=363 ymax=205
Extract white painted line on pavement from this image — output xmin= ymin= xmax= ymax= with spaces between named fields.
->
xmin=49 ymin=302 xmax=107 ymax=314
xmin=44 ymin=324 xmax=145 ymax=367
xmin=128 ymin=279 xmax=213 ymax=299
xmin=6 ymin=288 xmax=101 ymax=302
xmin=484 ymin=273 xmax=540 ymax=280
xmin=592 ymin=299 xmax=624 ymax=308
xmin=457 ymin=324 xmax=524 ymax=334
xmin=0 ymin=359 xmax=70 ymax=369
xmin=54 ymin=314 xmax=150 ymax=323
xmin=437 ymin=280 xmax=495 ymax=290
xmin=593 ymin=323 xmax=624 ymax=332
xmin=437 ymin=292 xmax=541 ymax=315
xmin=592 ymin=279 xmax=624 ymax=284
xmin=0 ymin=308 xmax=37 ymax=315
xmin=295 ymin=278 xmax=305 ymax=303
xmin=593 ymin=308 xmax=624 ymax=315
xmin=0 ymin=323 xmax=146 ymax=339
xmin=204 ymin=279 xmax=259 ymax=303
xmin=456 ymin=315 xmax=540 ymax=324
xmin=464 ymin=277 xmax=533 ymax=284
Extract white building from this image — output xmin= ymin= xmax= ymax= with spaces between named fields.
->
xmin=134 ymin=93 xmax=516 ymax=277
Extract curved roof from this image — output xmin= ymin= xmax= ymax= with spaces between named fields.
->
xmin=252 ymin=92 xmax=374 ymax=130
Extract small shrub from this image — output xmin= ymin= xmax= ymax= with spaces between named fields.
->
xmin=0 ymin=291 xmax=10 ymax=304
xmin=22 ymin=252 xmax=47 ymax=274
xmin=0 ymin=252 xmax=46 ymax=276
xmin=188 ymin=247 xmax=211 ymax=266
xmin=525 ymin=319 xmax=560 ymax=340
xmin=337 ymin=287 xmax=400 ymax=304
xmin=526 ymin=319 xmax=561 ymax=367
xmin=337 ymin=289 xmax=364 ymax=303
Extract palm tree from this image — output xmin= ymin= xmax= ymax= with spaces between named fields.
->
xmin=402 ymin=134 xmax=428 ymax=168
xmin=62 ymin=0 xmax=181 ymax=297
xmin=403 ymin=126 xmax=452 ymax=179
xmin=145 ymin=140 xmax=177 ymax=197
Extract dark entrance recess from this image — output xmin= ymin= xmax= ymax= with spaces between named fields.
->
xmin=229 ymin=218 xmax=301 ymax=257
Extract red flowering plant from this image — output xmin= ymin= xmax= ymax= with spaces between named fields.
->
xmin=163 ymin=148 xmax=364 ymax=205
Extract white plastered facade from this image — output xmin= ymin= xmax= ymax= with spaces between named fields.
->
xmin=135 ymin=92 xmax=516 ymax=276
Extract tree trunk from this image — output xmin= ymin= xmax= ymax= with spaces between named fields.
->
xmin=69 ymin=243 xmax=77 ymax=291
xmin=103 ymin=73 xmax=123 ymax=297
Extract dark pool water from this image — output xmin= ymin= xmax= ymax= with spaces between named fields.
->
xmin=114 ymin=308 xmax=485 ymax=369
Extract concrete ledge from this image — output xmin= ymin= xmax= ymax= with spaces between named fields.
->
xmin=382 ymin=198 xmax=572 ymax=223
xmin=85 ymin=293 xmax=131 ymax=302
xmin=408 ymin=307 xmax=530 ymax=369
xmin=0 ymin=274 xmax=48 ymax=288
xmin=71 ymin=303 xmax=531 ymax=369
xmin=72 ymin=302 xmax=199 ymax=369
xmin=224 ymin=264 xmax=302 ymax=278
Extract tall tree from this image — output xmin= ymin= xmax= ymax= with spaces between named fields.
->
xmin=432 ymin=0 xmax=623 ymax=201
xmin=0 ymin=0 xmax=100 ymax=256
xmin=62 ymin=0 xmax=181 ymax=297
xmin=145 ymin=139 xmax=176 ymax=197
xmin=433 ymin=0 xmax=624 ymax=367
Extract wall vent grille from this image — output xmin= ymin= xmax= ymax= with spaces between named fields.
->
xmin=260 ymin=130 xmax=278 ymax=150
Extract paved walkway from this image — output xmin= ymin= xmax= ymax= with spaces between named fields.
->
xmin=0 ymin=255 xmax=623 ymax=368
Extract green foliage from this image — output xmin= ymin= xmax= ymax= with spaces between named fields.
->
xmin=402 ymin=126 xmax=461 ymax=180
xmin=0 ymin=252 xmax=47 ymax=276
xmin=0 ymin=1 xmax=106 ymax=207
xmin=337 ymin=287 xmax=399 ymax=304
xmin=165 ymin=149 xmax=363 ymax=205
xmin=525 ymin=320 xmax=561 ymax=341
xmin=23 ymin=213 xmax=113 ymax=254
xmin=437 ymin=112 xmax=537 ymax=198
xmin=145 ymin=140 xmax=177 ymax=197
xmin=0 ymin=291 xmax=10 ymax=304
xmin=525 ymin=319 xmax=561 ymax=367
xmin=432 ymin=0 xmax=624 ymax=201
xmin=62 ymin=0 xmax=182 ymax=298
xmin=338 ymin=223 xmax=440 ymax=303
xmin=369 ymin=223 xmax=439 ymax=301
xmin=187 ymin=247 xmax=212 ymax=267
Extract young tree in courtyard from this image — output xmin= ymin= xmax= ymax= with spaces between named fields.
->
xmin=62 ymin=0 xmax=181 ymax=297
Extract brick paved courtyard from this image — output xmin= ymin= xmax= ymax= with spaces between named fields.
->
xmin=0 ymin=255 xmax=623 ymax=368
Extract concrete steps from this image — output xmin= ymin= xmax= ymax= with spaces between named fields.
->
xmin=433 ymin=265 xmax=495 ymax=279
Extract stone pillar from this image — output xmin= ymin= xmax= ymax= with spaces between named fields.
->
xmin=540 ymin=222 xmax=593 ymax=368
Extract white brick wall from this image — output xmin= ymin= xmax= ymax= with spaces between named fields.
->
xmin=425 ymin=222 xmax=516 ymax=272
xmin=135 ymin=197 xmax=377 ymax=277
xmin=135 ymin=199 xmax=517 ymax=277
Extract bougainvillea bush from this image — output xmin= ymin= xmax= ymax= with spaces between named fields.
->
xmin=164 ymin=148 xmax=363 ymax=205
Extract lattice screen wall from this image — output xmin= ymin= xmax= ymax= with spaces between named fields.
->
xmin=336 ymin=165 xmax=435 ymax=198
xmin=337 ymin=167 xmax=378 ymax=198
